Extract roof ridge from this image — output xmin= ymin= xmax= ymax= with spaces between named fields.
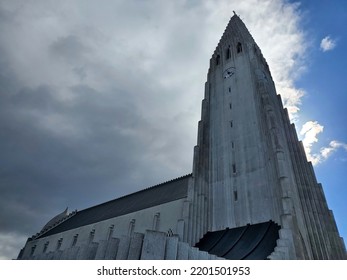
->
xmin=137 ymin=173 xmax=192 ymax=194
xmin=104 ymin=173 xmax=192 ymax=203
xmin=68 ymin=173 xmax=192 ymax=214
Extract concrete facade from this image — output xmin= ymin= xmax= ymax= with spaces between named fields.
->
xmin=18 ymin=13 xmax=346 ymax=260
xmin=185 ymin=14 xmax=345 ymax=259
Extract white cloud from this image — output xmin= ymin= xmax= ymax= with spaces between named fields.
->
xmin=300 ymin=121 xmax=324 ymax=165
xmin=321 ymin=140 xmax=347 ymax=160
xmin=300 ymin=121 xmax=347 ymax=165
xmin=320 ymin=36 xmax=337 ymax=52
xmin=238 ymin=0 xmax=307 ymax=121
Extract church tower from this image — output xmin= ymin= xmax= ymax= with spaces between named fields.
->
xmin=186 ymin=14 xmax=346 ymax=259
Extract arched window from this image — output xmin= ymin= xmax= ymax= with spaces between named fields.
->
xmin=237 ymin=42 xmax=242 ymax=53
xmin=216 ymin=54 xmax=220 ymax=65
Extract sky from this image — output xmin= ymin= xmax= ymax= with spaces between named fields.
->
xmin=0 ymin=0 xmax=346 ymax=259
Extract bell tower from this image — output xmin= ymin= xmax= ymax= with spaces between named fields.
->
xmin=185 ymin=14 xmax=346 ymax=260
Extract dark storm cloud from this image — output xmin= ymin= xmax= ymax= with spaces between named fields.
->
xmin=0 ymin=0 xmax=216 ymax=259
xmin=50 ymin=35 xmax=89 ymax=61
xmin=1 ymin=83 xmax=159 ymax=238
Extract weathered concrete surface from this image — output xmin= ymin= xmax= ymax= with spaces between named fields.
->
xmin=115 ymin=236 xmax=130 ymax=260
xmin=165 ymin=236 xmax=179 ymax=260
xmin=127 ymin=233 xmax=144 ymax=260
xmin=105 ymin=238 xmax=120 ymax=260
xmin=141 ymin=231 xmax=166 ymax=260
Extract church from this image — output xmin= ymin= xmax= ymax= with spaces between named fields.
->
xmin=18 ymin=13 xmax=346 ymax=260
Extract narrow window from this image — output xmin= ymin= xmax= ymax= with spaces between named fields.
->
xmin=231 ymin=141 xmax=234 ymax=148
xmin=56 ymin=238 xmax=63 ymax=250
xmin=30 ymin=245 xmax=36 ymax=256
xmin=152 ymin=213 xmax=160 ymax=231
xmin=234 ymin=191 xmax=238 ymax=201
xmin=216 ymin=54 xmax=220 ymax=65
xmin=232 ymin=164 xmax=236 ymax=174
xmin=128 ymin=219 xmax=135 ymax=236
xmin=228 ymin=87 xmax=231 ymax=93
xmin=107 ymin=225 xmax=115 ymax=240
xmin=230 ymin=120 xmax=233 ymax=127
xmin=71 ymin=234 xmax=78 ymax=247
xmin=229 ymin=103 xmax=232 ymax=109
xmin=226 ymin=47 xmax=231 ymax=59
xmin=88 ymin=229 xmax=95 ymax=244
xmin=43 ymin=242 xmax=49 ymax=253
xmin=237 ymin=42 xmax=242 ymax=53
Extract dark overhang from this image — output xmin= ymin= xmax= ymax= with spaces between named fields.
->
xmin=195 ymin=221 xmax=280 ymax=260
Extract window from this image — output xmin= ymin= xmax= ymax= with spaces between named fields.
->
xmin=88 ymin=229 xmax=95 ymax=244
xmin=232 ymin=164 xmax=236 ymax=174
xmin=30 ymin=245 xmax=36 ymax=256
xmin=128 ymin=219 xmax=135 ymax=236
xmin=56 ymin=238 xmax=63 ymax=250
xmin=234 ymin=191 xmax=238 ymax=201
xmin=229 ymin=103 xmax=232 ymax=109
xmin=230 ymin=121 xmax=233 ymax=127
xmin=231 ymin=141 xmax=234 ymax=148
xmin=226 ymin=47 xmax=231 ymax=59
xmin=228 ymin=87 xmax=231 ymax=93
xmin=152 ymin=213 xmax=160 ymax=231
xmin=43 ymin=242 xmax=49 ymax=253
xmin=71 ymin=234 xmax=78 ymax=247
xmin=237 ymin=42 xmax=242 ymax=53
xmin=216 ymin=54 xmax=220 ymax=65
xmin=107 ymin=225 xmax=114 ymax=241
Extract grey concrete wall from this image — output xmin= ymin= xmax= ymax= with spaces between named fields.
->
xmin=21 ymin=230 xmax=223 ymax=260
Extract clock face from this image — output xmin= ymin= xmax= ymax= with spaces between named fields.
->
xmin=223 ymin=67 xmax=236 ymax=79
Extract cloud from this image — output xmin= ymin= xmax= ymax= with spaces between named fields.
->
xmin=321 ymin=140 xmax=347 ymax=160
xmin=0 ymin=232 xmax=27 ymax=260
xmin=300 ymin=121 xmax=347 ymax=165
xmin=320 ymin=36 xmax=337 ymax=52
xmin=239 ymin=0 xmax=307 ymax=121
xmin=0 ymin=0 xmax=310 ymax=259
xmin=300 ymin=121 xmax=324 ymax=165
